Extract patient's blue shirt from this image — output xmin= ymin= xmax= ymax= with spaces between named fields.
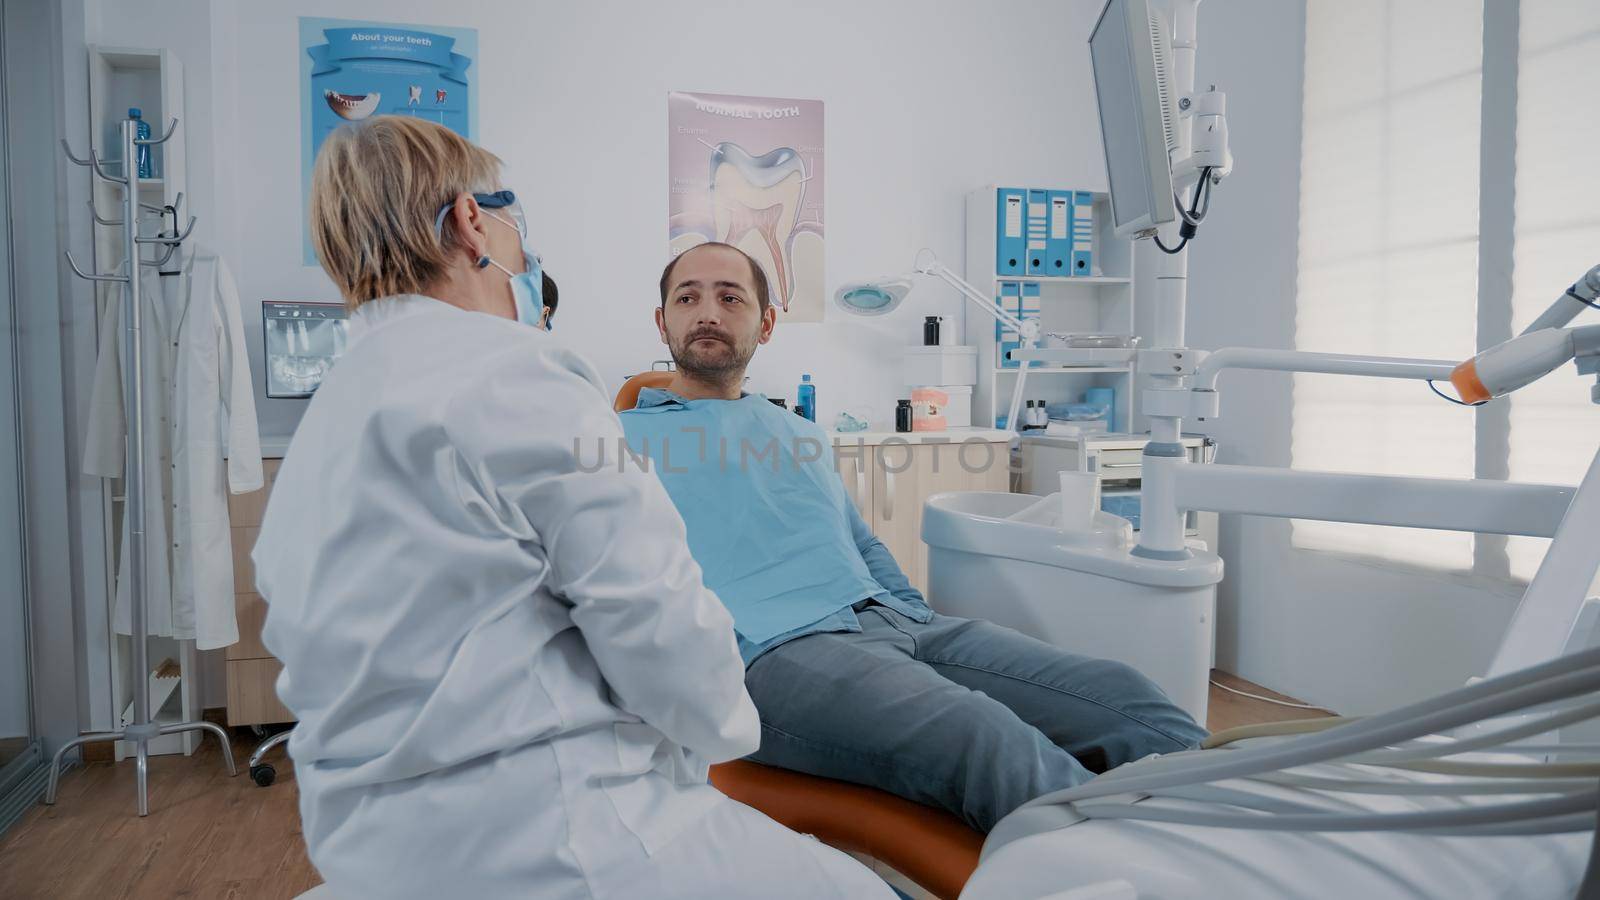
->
xmin=621 ymin=388 xmax=932 ymax=664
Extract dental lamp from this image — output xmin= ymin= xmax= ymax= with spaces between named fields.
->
xmin=836 ymin=249 xmax=1043 ymax=436
xmin=1451 ymin=326 xmax=1600 ymax=406
xmin=1449 ymin=265 xmax=1600 ymax=405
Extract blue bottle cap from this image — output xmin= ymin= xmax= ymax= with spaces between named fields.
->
xmin=128 ymin=107 xmax=143 ymax=118
xmin=802 ymin=374 xmax=811 ymax=382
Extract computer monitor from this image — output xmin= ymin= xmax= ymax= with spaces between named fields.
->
xmin=1089 ymin=0 xmax=1178 ymax=237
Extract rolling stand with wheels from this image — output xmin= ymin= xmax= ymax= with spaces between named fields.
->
xmin=249 ymin=728 xmax=292 ymax=786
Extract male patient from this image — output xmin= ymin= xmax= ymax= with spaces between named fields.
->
xmin=619 ymin=242 xmax=1206 ymax=832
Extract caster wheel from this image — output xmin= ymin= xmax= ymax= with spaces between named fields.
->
xmin=250 ymin=764 xmax=276 ymax=787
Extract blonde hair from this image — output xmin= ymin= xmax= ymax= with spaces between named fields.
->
xmin=309 ymin=116 xmax=502 ymax=308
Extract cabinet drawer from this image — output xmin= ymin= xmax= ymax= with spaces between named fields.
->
xmin=1096 ymin=449 xmax=1145 ymax=468
xmin=915 ymin=440 xmax=1006 ymax=479
xmin=834 ymin=444 xmax=873 ymax=519
xmin=226 ymin=657 xmax=295 ymax=727
xmin=232 ymin=526 xmax=260 ymax=594
xmin=228 ymin=593 xmax=271 ymax=661
xmin=871 ymin=445 xmax=925 ymax=593
xmin=226 ymin=458 xmax=280 ymax=527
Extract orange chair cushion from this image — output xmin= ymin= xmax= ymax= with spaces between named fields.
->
xmin=614 ymin=370 xmax=676 ymax=412
xmin=710 ymin=760 xmax=983 ymax=900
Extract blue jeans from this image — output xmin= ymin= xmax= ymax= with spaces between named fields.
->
xmin=743 ymin=605 xmax=1207 ymax=832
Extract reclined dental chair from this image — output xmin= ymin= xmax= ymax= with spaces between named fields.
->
xmin=613 ymin=370 xmax=984 ymax=900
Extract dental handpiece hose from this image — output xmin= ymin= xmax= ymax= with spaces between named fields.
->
xmin=1520 ymin=264 xmax=1600 ymax=336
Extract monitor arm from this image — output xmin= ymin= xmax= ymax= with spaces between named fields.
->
xmin=1161 ymin=0 xmax=1231 ymax=195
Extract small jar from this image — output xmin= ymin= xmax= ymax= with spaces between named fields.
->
xmin=923 ymin=316 xmax=940 ymax=346
xmin=895 ymin=399 xmax=914 ymax=433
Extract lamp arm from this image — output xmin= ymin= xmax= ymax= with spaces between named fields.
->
xmin=915 ymin=256 xmax=1039 ymax=435
xmin=918 ymin=259 xmax=1036 ymax=337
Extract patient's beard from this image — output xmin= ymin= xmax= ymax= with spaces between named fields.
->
xmin=667 ymin=325 xmax=759 ymax=392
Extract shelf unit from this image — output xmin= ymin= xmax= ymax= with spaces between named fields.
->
xmin=1007 ymin=366 xmax=1129 ymax=375
xmin=88 ymin=48 xmax=185 ymax=272
xmin=964 ymin=186 xmax=1135 ymax=431
xmin=1000 ymin=274 xmax=1130 ymax=286
xmin=85 ymin=46 xmax=199 ymax=760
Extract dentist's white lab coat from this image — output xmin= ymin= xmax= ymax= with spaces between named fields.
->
xmin=253 ymin=295 xmax=888 ymax=900
xmin=84 ymin=250 xmax=263 ymax=650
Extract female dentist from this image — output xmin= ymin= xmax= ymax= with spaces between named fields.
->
xmin=253 ymin=117 xmax=890 ymax=899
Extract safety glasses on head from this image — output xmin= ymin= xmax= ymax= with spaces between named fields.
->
xmin=433 ymin=190 xmax=549 ymax=330
xmin=432 ymin=190 xmax=525 ymax=239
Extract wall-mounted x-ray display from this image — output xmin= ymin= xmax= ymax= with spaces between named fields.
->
xmin=262 ymin=301 xmax=350 ymax=399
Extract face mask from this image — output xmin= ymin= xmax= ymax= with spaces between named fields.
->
xmin=483 ymin=212 xmax=546 ymax=330
xmin=435 ymin=191 xmax=548 ymax=330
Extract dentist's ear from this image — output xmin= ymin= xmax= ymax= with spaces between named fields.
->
xmin=444 ymin=192 xmax=491 ymax=268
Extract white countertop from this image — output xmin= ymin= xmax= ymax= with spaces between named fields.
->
xmin=1017 ymin=432 xmax=1207 ymax=450
xmin=256 ymin=427 xmax=1016 ymax=461
xmin=826 ymin=427 xmax=1014 ymax=445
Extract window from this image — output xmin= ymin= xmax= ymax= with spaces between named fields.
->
xmin=1291 ymin=0 xmax=1484 ymax=568
xmin=1293 ymin=0 xmax=1600 ymax=581
xmin=1507 ymin=0 xmax=1600 ymax=579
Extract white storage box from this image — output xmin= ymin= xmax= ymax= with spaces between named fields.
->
xmin=903 ymin=345 xmax=978 ymax=387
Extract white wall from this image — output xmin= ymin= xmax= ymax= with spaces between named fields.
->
xmin=212 ymin=0 xmax=1109 ymax=438
xmin=91 ymin=0 xmax=1112 ymax=706
xmin=1176 ymin=0 xmax=1525 ymax=714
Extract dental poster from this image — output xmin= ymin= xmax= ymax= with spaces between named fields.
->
xmin=300 ymin=18 xmax=478 ymax=265
xmin=669 ymin=91 xmax=825 ymax=323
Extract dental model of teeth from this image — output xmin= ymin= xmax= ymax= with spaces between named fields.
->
xmin=325 ymin=90 xmax=381 ymax=121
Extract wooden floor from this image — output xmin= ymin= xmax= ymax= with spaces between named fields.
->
xmin=1207 ymin=669 xmax=1332 ymax=733
xmin=0 ymin=673 xmax=1329 ymax=900
xmin=0 ymin=727 xmax=316 ymax=900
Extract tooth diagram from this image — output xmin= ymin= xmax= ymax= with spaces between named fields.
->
xmin=325 ymin=90 xmax=381 ymax=121
xmin=709 ymin=142 xmax=807 ymax=313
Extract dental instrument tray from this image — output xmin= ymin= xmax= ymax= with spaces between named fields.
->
xmin=1009 ymin=345 xmax=1137 ymax=367
xmin=1044 ymin=332 xmax=1137 ymax=349
xmin=262 ymin=301 xmax=350 ymax=399
xmin=1012 ymin=333 xmax=1139 ymax=367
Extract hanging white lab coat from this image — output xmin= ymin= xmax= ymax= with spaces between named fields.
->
xmin=252 ymin=295 xmax=889 ymax=899
xmin=84 ymin=248 xmax=263 ymax=650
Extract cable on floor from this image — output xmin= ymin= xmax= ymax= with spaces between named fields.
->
xmin=1211 ymin=678 xmax=1332 ymax=711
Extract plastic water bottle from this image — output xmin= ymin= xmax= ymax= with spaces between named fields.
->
xmin=129 ymin=108 xmax=153 ymax=179
xmin=796 ymin=374 xmax=816 ymax=422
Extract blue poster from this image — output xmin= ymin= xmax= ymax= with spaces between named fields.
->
xmin=299 ymin=18 xmax=479 ymax=265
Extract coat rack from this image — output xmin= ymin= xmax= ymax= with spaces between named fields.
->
xmin=47 ymin=114 xmax=236 ymax=817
